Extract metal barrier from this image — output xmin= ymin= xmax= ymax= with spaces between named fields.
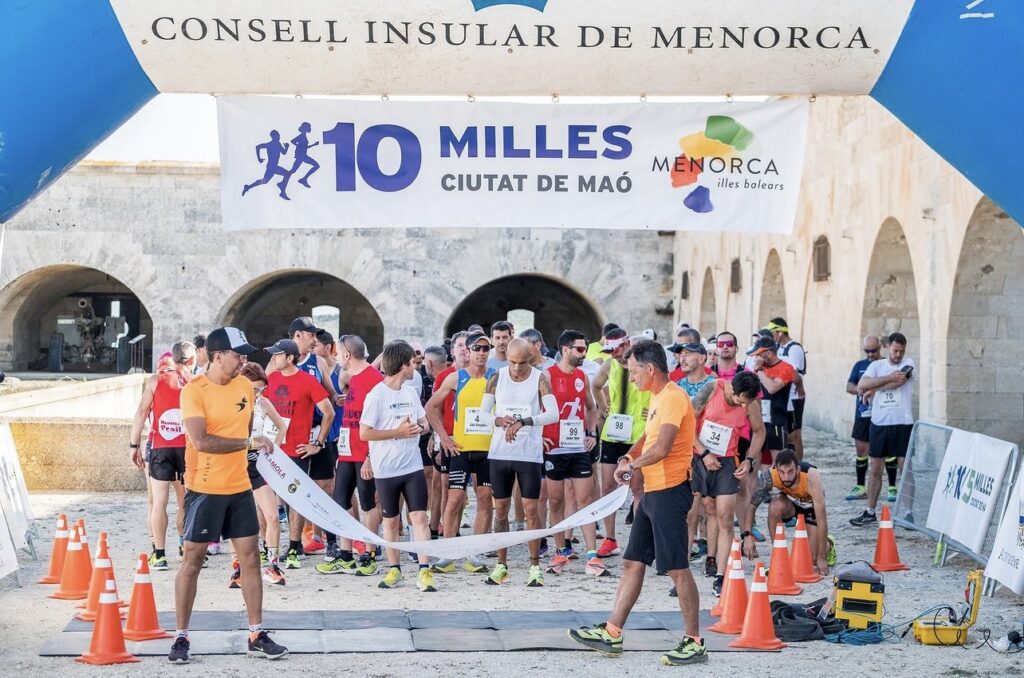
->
xmin=894 ymin=421 xmax=1020 ymax=574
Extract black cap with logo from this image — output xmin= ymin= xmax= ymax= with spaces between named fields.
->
xmin=205 ymin=327 xmax=258 ymax=356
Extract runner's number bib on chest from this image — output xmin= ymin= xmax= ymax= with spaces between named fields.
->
xmin=878 ymin=389 xmax=902 ymax=411
xmin=464 ymin=407 xmax=493 ymax=435
xmin=559 ymin=418 xmax=584 ymax=448
xmin=699 ymin=420 xmax=732 ymax=456
xmin=606 ymin=414 xmax=633 ymax=442
xmin=337 ymin=428 xmax=351 ymax=457
xmin=263 ymin=416 xmax=290 ymax=440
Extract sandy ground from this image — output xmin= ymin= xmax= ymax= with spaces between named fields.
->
xmin=2 ymin=427 xmax=1023 ymax=676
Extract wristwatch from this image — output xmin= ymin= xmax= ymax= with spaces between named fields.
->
xmin=311 ymin=439 xmax=324 ymax=448
xmin=129 ymin=443 xmax=140 ymax=449
xmin=699 ymin=450 xmax=710 ymax=460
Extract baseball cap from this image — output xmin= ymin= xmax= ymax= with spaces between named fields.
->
xmin=465 ymin=331 xmax=492 ymax=348
xmin=264 ymin=339 xmax=300 ymax=360
xmin=600 ymin=327 xmax=629 ymax=352
xmin=746 ymin=336 xmax=778 ymax=356
xmin=668 ymin=341 xmax=707 ymax=355
xmin=206 ymin=327 xmax=258 ymax=356
xmin=288 ymin=316 xmax=321 ymax=335
xmin=642 ymin=328 xmax=657 ymax=341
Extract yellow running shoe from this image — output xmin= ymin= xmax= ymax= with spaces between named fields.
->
xmin=431 ymin=559 xmax=457 ymax=574
xmin=378 ymin=566 xmax=403 ymax=589
xmin=485 ymin=563 xmax=509 ymax=585
xmin=463 ymin=556 xmax=487 ymax=573
xmin=527 ymin=564 xmax=544 ymax=587
xmin=418 ymin=568 xmax=438 ymax=592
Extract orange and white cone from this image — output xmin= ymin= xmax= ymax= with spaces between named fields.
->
xmin=76 ymin=518 xmax=92 ymax=566
xmin=76 ymin=532 xmax=127 ymax=621
xmin=710 ymin=539 xmax=741 ymax=617
xmin=790 ymin=515 xmax=823 ymax=583
xmin=76 ymin=573 xmax=139 ymax=665
xmin=123 ymin=553 xmax=172 ymax=641
xmin=871 ymin=505 xmax=910 ymax=572
xmin=49 ymin=526 xmax=92 ymax=600
xmin=766 ymin=523 xmax=802 ymax=596
xmin=38 ymin=513 xmax=69 ymax=584
xmin=729 ymin=562 xmax=787 ymax=650
xmin=708 ymin=550 xmax=749 ymax=634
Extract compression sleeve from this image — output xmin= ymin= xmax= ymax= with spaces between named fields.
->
xmin=477 ymin=392 xmax=499 ymax=426
xmin=532 ymin=393 xmax=559 ymax=427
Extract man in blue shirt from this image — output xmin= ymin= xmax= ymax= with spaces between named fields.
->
xmin=844 ymin=335 xmax=881 ymax=500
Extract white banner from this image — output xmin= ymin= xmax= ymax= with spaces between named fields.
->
xmin=219 ymin=97 xmax=808 ymax=233
xmin=0 ymin=502 xmax=17 ymax=581
xmin=256 ymin=446 xmax=627 ymax=559
xmin=0 ymin=422 xmax=34 ymax=551
xmin=110 ymin=1 xmax=914 ymax=96
xmin=926 ymin=430 xmax=1014 ymax=554
xmin=985 ymin=464 xmax=1024 ymax=595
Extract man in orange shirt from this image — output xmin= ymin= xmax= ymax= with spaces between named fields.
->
xmin=171 ymin=327 xmax=287 ymax=664
xmin=570 ymin=339 xmax=707 ymax=666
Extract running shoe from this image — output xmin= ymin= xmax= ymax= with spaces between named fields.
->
xmin=751 ymin=526 xmax=766 ymax=542
xmin=149 ymin=552 xmax=169 ymax=571
xmin=431 ymin=559 xmax=457 ymax=574
xmin=324 ymin=542 xmax=342 ymax=562
xmin=513 ymin=520 xmax=526 ymax=532
xmin=485 ymin=563 xmax=510 ymax=585
xmin=315 ymin=556 xmax=357 ymax=574
xmin=303 ymin=534 xmax=326 ymax=556
xmin=207 ymin=541 xmax=221 ymax=556
xmin=538 ymin=538 xmax=549 ymax=557
xmin=354 ymin=554 xmax=378 ymax=577
xmin=826 ymin=535 xmax=838 ymax=568
xmin=712 ymin=574 xmax=724 ymax=597
xmin=849 ymin=510 xmax=877 ymax=527
xmin=283 ymin=548 xmax=302 ymax=570
xmin=846 ymin=485 xmax=867 ymax=500
xmin=585 ymin=557 xmax=611 ymax=577
xmin=228 ymin=564 xmax=241 ymax=589
xmin=887 ymin=485 xmax=898 ymax=503
xmin=625 ymin=506 xmax=634 ymax=525
xmin=527 ymin=564 xmax=544 ymax=587
xmin=259 ymin=549 xmax=269 ymax=567
xmin=418 ymin=568 xmax=438 ymax=592
xmin=703 ymin=556 xmax=717 ymax=578
xmin=669 ymin=585 xmax=678 ymax=598
xmin=547 ymin=554 xmax=570 ymax=574
xmin=561 ymin=547 xmax=580 ymax=561
xmin=568 ymin=623 xmax=623 ymax=657
xmin=201 ymin=555 xmax=209 ymax=569
xmin=262 ymin=564 xmax=286 ymax=586
xmin=597 ymin=538 xmax=621 ymax=558
xmin=463 ymin=556 xmax=488 ymax=573
xmin=378 ymin=566 xmax=403 ymax=589
xmin=661 ymin=636 xmax=708 ymax=666
xmin=353 ymin=540 xmax=367 ymax=556
xmin=167 ymin=635 xmax=190 ymax=663
xmin=247 ymin=630 xmax=288 ymax=660
xmin=278 ymin=505 xmax=288 ymax=523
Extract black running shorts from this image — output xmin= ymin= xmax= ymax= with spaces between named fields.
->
xmin=149 ymin=446 xmax=186 ymax=482
xmin=599 ymin=440 xmax=632 ymax=465
xmin=448 ymin=451 xmax=491 ymax=490
xmin=183 ymin=489 xmax=259 ymax=542
xmin=293 ymin=445 xmax=337 ymax=481
xmin=543 ymin=452 xmax=594 ymax=481
xmin=376 ymin=470 xmax=429 ymax=518
xmin=333 ymin=459 xmax=377 ymax=512
xmin=490 ymin=459 xmax=543 ymax=500
xmin=623 ymin=481 xmax=693 ymax=572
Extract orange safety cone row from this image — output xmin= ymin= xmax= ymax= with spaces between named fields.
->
xmin=871 ymin=505 xmax=910 ymax=572
xmin=708 ymin=550 xmax=749 ymax=634
xmin=790 ymin=515 xmax=823 ymax=584
xmin=124 ymin=553 xmax=172 ymax=641
xmin=38 ymin=513 xmax=70 ymax=584
xmin=76 ymin=573 xmax=140 ymax=665
xmin=766 ymin=524 xmax=802 ymax=596
xmin=729 ymin=562 xmax=787 ymax=650
xmin=76 ymin=518 xmax=92 ymax=566
xmin=710 ymin=539 xmax=741 ymax=617
xmin=50 ymin=526 xmax=92 ymax=600
xmin=76 ymin=532 xmax=127 ymax=621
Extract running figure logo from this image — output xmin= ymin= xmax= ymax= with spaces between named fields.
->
xmin=241 ymin=123 xmax=321 ymax=201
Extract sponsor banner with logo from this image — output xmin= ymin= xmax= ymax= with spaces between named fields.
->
xmin=256 ymin=446 xmax=626 ymax=559
xmin=219 ymin=97 xmax=808 ymax=233
xmin=926 ymin=429 xmax=1014 ymax=554
xmin=0 ymin=423 xmax=34 ymax=551
xmin=985 ymin=463 xmax=1024 ymax=595
xmin=109 ymin=0 xmax=913 ymax=96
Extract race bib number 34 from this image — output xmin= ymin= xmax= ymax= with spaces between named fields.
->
xmin=699 ymin=420 xmax=732 ymax=456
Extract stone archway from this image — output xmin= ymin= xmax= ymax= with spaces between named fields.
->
xmin=220 ymin=270 xmax=385 ymax=359
xmin=758 ymin=249 xmax=787 ymax=328
xmin=444 ymin=274 xmax=602 ymax=346
xmin=946 ymin=199 xmax=1024 ymax=444
xmin=0 ymin=265 xmax=152 ymax=372
xmin=699 ymin=267 xmax=717 ymax=337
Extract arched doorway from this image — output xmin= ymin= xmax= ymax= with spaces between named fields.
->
xmin=444 ymin=275 xmax=601 ymax=346
xmin=220 ymin=270 xmax=384 ymax=359
xmin=946 ymin=199 xmax=1024 ymax=443
xmin=861 ymin=218 xmax=920 ymax=415
xmin=699 ymin=268 xmax=717 ymax=337
xmin=758 ymin=249 xmax=787 ymax=327
xmin=0 ymin=265 xmax=152 ymax=372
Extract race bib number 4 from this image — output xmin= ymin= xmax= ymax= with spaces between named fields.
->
xmin=464 ymin=408 xmax=493 ymax=435
xmin=337 ymin=428 xmax=352 ymax=457
xmin=606 ymin=414 xmax=633 ymax=442
xmin=878 ymin=389 xmax=902 ymax=411
xmin=559 ymin=418 xmax=584 ymax=448
xmin=699 ymin=420 xmax=732 ymax=456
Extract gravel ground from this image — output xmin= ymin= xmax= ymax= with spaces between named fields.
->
xmin=2 ymin=427 xmax=1023 ymax=676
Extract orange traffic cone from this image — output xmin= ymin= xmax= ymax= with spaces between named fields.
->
xmin=38 ymin=513 xmax=70 ymax=584
xmin=76 ymin=532 xmax=127 ymax=621
xmin=123 ymin=553 xmax=172 ymax=641
xmin=708 ymin=551 xmax=749 ymax=634
xmin=76 ymin=573 xmax=139 ymax=665
xmin=790 ymin=515 xmax=823 ymax=583
xmin=729 ymin=562 xmax=787 ymax=650
xmin=871 ymin=505 xmax=910 ymax=572
xmin=49 ymin=526 xmax=92 ymax=600
xmin=710 ymin=539 xmax=741 ymax=617
xmin=76 ymin=518 xmax=92 ymax=566
xmin=766 ymin=524 xmax=802 ymax=596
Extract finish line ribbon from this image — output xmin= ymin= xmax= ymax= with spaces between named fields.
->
xmin=256 ymin=447 xmax=628 ymax=560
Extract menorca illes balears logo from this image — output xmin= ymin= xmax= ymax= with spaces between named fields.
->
xmin=670 ymin=116 xmax=755 ymax=214
xmin=472 ymin=0 xmax=549 ymax=11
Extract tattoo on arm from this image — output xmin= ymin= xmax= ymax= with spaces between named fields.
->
xmin=485 ymin=372 xmax=500 ymax=394
xmin=692 ymin=381 xmax=716 ymax=416
xmin=538 ymin=372 xmax=552 ymax=396
xmin=749 ymin=471 xmax=773 ymax=507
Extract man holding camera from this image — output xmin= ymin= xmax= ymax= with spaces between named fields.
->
xmin=850 ymin=332 xmax=916 ymax=527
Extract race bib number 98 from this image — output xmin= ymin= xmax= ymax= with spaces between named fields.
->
xmin=606 ymin=414 xmax=633 ymax=442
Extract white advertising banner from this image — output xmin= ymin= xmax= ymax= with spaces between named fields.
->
xmin=256 ymin=446 xmax=627 ymax=559
xmin=985 ymin=464 xmax=1024 ymax=594
xmin=926 ymin=430 xmax=1014 ymax=554
xmin=0 ymin=503 xmax=18 ymax=581
xmin=109 ymin=0 xmax=914 ymax=96
xmin=219 ymin=97 xmax=808 ymax=233
xmin=0 ymin=422 xmax=34 ymax=551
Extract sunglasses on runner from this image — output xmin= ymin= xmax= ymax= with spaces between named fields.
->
xmin=469 ymin=345 xmax=490 ymax=353
xmin=570 ymin=346 xmax=587 ymax=353
xmin=864 ymin=347 xmax=880 ymax=354
xmin=716 ymin=340 xmax=736 ymax=348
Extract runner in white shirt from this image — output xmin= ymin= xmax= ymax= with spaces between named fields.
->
xmin=359 ymin=340 xmax=437 ymax=592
